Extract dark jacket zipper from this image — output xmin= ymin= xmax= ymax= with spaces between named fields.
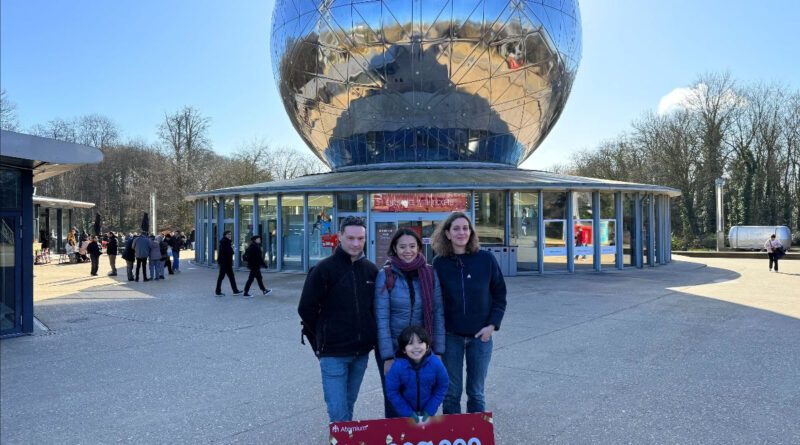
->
xmin=415 ymin=367 xmax=421 ymax=412
xmin=352 ymin=268 xmax=361 ymax=344
xmin=460 ymin=260 xmax=466 ymax=314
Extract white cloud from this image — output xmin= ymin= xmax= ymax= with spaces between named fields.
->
xmin=657 ymin=85 xmax=700 ymax=116
xmin=657 ymin=83 xmax=743 ymax=116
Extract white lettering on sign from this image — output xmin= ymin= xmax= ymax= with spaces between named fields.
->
xmin=388 ymin=439 xmax=480 ymax=445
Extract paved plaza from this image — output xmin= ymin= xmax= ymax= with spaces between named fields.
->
xmin=1 ymin=254 xmax=799 ymax=444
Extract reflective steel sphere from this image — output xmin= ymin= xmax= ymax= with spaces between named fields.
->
xmin=271 ymin=0 xmax=581 ymax=170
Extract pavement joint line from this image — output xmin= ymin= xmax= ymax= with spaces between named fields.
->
xmin=214 ymin=404 xmax=328 ymax=443
xmin=91 ymin=310 xmax=235 ymax=334
xmin=494 ymin=290 xmax=677 ymax=351
xmin=494 ymin=363 xmax=586 ymax=379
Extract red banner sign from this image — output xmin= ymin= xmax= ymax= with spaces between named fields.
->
xmin=372 ymin=193 xmax=469 ymax=213
xmin=321 ymin=234 xmax=338 ymax=248
xmin=330 ymin=413 xmax=494 ymax=445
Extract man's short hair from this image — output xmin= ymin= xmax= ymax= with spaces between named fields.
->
xmin=251 ymin=235 xmax=261 ymax=242
xmin=339 ymin=216 xmax=366 ymax=234
xmin=771 ymin=234 xmax=776 ymax=238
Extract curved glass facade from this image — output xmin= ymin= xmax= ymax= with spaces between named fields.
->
xmin=271 ymin=0 xmax=582 ymax=170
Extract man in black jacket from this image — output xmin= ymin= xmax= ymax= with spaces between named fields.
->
xmin=122 ymin=234 xmax=136 ymax=281
xmin=298 ymin=216 xmax=378 ymax=423
xmin=106 ymin=232 xmax=118 ymax=276
xmin=214 ymin=230 xmax=242 ymax=296
xmin=242 ymin=236 xmax=273 ymax=298
xmin=87 ymin=236 xmax=102 ymax=276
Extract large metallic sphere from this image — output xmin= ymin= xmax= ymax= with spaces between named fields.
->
xmin=271 ymin=0 xmax=581 ymax=170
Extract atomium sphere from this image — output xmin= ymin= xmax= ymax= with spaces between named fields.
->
xmin=271 ymin=0 xmax=581 ymax=170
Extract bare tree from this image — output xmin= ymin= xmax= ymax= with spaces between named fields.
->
xmin=0 ymin=89 xmax=19 ymax=131
xmin=686 ymin=72 xmax=738 ymax=233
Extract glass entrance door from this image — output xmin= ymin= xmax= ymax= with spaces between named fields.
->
xmin=371 ymin=213 xmax=459 ymax=265
xmin=373 ymin=220 xmax=397 ymax=267
xmin=397 ymin=220 xmax=438 ymax=264
xmin=1 ymin=215 xmax=21 ymax=335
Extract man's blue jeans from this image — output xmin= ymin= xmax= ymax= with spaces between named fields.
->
xmin=149 ymin=260 xmax=163 ymax=280
xmin=172 ymin=250 xmax=180 ymax=271
xmin=319 ymin=353 xmax=370 ymax=422
xmin=442 ymin=332 xmax=493 ymax=414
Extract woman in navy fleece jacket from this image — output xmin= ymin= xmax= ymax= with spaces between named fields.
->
xmin=431 ymin=212 xmax=507 ymax=414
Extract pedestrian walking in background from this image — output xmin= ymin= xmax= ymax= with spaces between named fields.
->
xmin=106 ymin=231 xmax=118 ymax=276
xmin=79 ymin=238 xmax=90 ymax=263
xmin=215 ymin=231 xmax=242 ymax=296
xmin=374 ymin=228 xmax=445 ymax=418
xmin=765 ymin=234 xmax=784 ymax=272
xmin=161 ymin=234 xmax=173 ymax=276
xmin=148 ymin=235 xmax=163 ymax=281
xmin=122 ymin=233 xmax=136 ymax=281
xmin=431 ymin=212 xmax=507 ymax=415
xmin=133 ymin=231 xmax=150 ymax=281
xmin=87 ymin=236 xmax=102 ymax=276
xmin=170 ymin=231 xmax=184 ymax=272
xmin=298 ymin=216 xmax=378 ymax=423
xmin=242 ymin=235 xmax=273 ymax=298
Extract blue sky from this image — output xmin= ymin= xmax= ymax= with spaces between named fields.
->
xmin=2 ymin=0 xmax=798 ymax=170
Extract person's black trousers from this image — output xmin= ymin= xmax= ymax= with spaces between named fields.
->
xmin=90 ymin=255 xmax=100 ymax=275
xmin=768 ymin=252 xmax=779 ymax=271
xmin=136 ymin=257 xmax=148 ymax=280
xmin=243 ymin=268 xmax=266 ymax=294
xmin=215 ymin=263 xmax=239 ymax=294
xmin=164 ymin=256 xmax=173 ymax=274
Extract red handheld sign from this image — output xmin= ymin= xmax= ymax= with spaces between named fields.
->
xmin=330 ymin=412 xmax=494 ymax=445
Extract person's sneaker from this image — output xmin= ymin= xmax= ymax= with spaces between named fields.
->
xmin=214 ymin=292 xmax=225 ymax=297
xmin=243 ymin=293 xmax=254 ymax=299
xmin=263 ymin=289 xmax=273 ymax=296
xmin=233 ymin=290 xmax=244 ymax=295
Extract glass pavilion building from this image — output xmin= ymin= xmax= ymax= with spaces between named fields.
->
xmin=187 ymin=0 xmax=680 ymax=274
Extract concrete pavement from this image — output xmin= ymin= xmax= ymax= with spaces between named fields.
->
xmin=1 ymin=255 xmax=798 ymax=444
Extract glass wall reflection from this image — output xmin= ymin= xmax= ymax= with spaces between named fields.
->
xmin=281 ymin=195 xmax=304 ymax=270
xmin=259 ymin=196 xmax=278 ymax=270
xmin=308 ymin=195 xmax=333 ymax=267
xmin=572 ymin=191 xmax=593 ymax=270
xmin=623 ymin=193 xmax=635 ymax=267
xmin=599 ymin=193 xmax=617 ymax=267
xmin=474 ymin=191 xmax=505 ymax=245
xmin=511 ymin=191 xmax=538 ymax=272
xmin=238 ymin=197 xmax=254 ymax=266
xmin=642 ymin=195 xmax=651 ymax=266
xmin=542 ymin=191 xmax=567 ymax=271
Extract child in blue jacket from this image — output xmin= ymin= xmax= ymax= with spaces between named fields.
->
xmin=385 ymin=325 xmax=449 ymax=421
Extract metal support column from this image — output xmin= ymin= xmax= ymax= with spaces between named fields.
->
xmin=276 ymin=195 xmax=283 ymax=271
xmin=537 ymin=191 xmax=544 ymax=273
xmin=303 ymin=194 xmax=309 ymax=273
xmin=592 ymin=191 xmax=601 ymax=271
xmin=505 ymin=190 xmax=511 ymax=246
xmin=207 ymin=199 xmax=214 ymax=264
xmin=233 ymin=196 xmax=240 ymax=268
xmin=648 ymin=195 xmax=656 ymax=267
xmin=56 ymin=208 xmax=63 ymax=252
xmin=634 ymin=193 xmax=642 ymax=268
xmin=566 ymin=191 xmax=574 ymax=273
xmin=615 ymin=192 xmax=623 ymax=269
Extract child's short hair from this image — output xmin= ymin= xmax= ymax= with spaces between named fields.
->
xmin=397 ymin=325 xmax=431 ymax=352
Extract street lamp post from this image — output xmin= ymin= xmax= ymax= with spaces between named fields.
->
xmin=715 ymin=178 xmax=725 ymax=252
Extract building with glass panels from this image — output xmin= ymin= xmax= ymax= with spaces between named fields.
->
xmin=187 ymin=0 xmax=680 ymax=274
xmin=187 ymin=169 xmax=679 ymax=274
xmin=1 ymin=130 xmax=103 ymax=337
